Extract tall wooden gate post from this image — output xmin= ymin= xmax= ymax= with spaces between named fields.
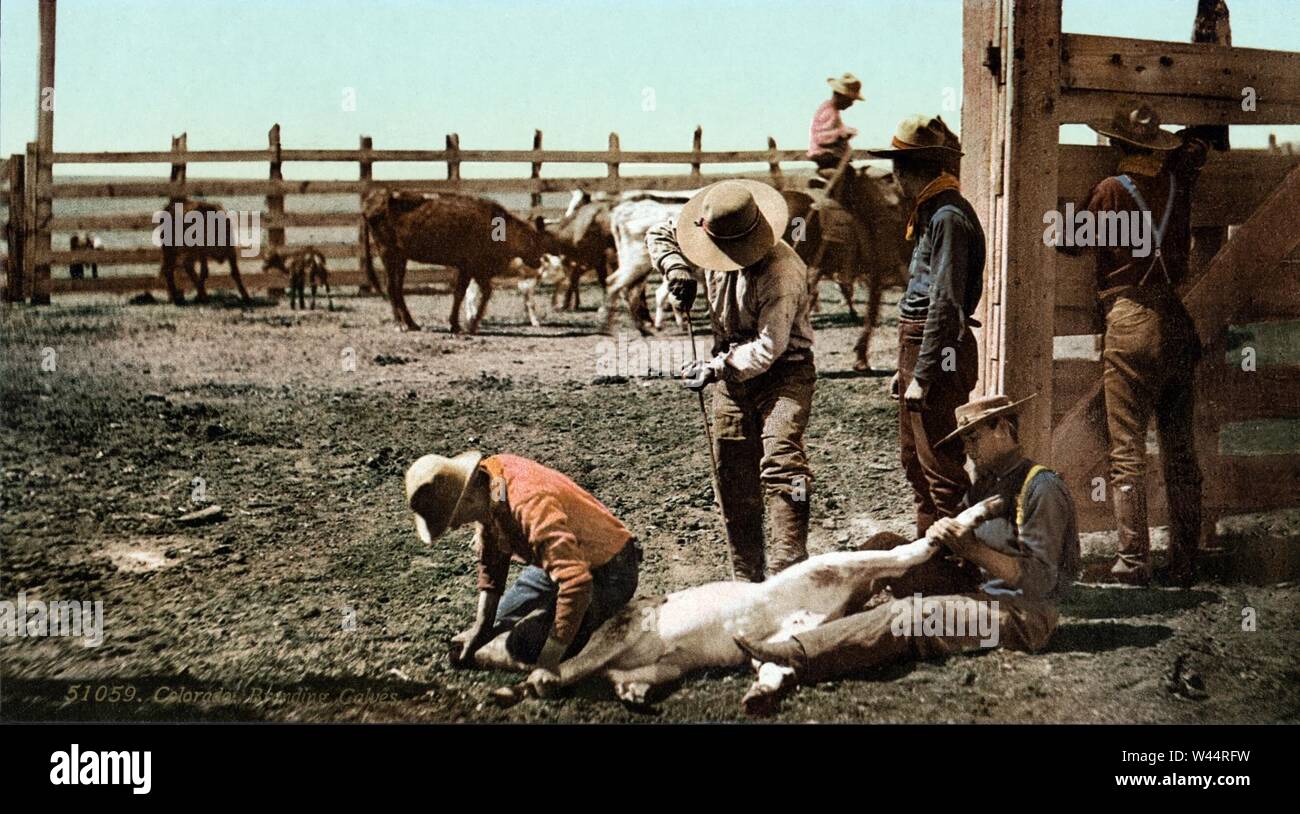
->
xmin=31 ymin=0 xmax=57 ymax=306
xmin=962 ymin=0 xmax=1061 ymax=463
xmin=266 ymin=124 xmax=285 ymax=296
xmin=4 ymin=155 xmax=27 ymax=303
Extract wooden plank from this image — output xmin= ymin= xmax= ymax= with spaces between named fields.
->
xmin=1199 ymin=365 xmax=1300 ymax=422
xmin=1052 ymin=358 xmax=1100 ymax=418
xmin=989 ymin=0 xmax=1061 ymax=461
xmin=48 ymin=266 xmax=459 ymax=295
xmin=47 ymin=147 xmax=879 ymax=166
xmin=1059 ymin=88 xmax=1300 ymax=126
xmin=1052 ymin=163 xmax=1300 ymax=503
xmin=46 ymin=172 xmax=787 ymax=201
xmin=48 ymin=211 xmax=361 ymax=231
xmin=3 ymin=153 xmax=26 ymax=302
xmin=1058 ymin=145 xmax=1300 ymax=226
xmin=37 ymin=242 xmax=362 ymax=264
xmin=1061 ymin=33 xmax=1300 ymax=106
xmin=529 ymin=130 xmax=543 ymax=215
xmin=962 ymin=0 xmax=1003 ymax=395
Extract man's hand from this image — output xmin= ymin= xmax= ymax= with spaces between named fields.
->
xmin=667 ymin=273 xmax=697 ymax=312
xmin=888 ymin=371 xmax=901 ymax=400
xmin=680 ymin=359 xmax=718 ymax=392
xmin=451 ymin=623 xmax=492 ymax=669
xmin=927 ymin=516 xmax=974 ymax=555
xmin=903 ymin=377 xmax=929 ymax=411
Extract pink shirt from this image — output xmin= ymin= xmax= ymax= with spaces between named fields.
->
xmin=808 ymin=99 xmax=853 ymax=158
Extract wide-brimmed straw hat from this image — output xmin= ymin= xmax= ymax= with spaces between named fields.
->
xmin=827 ymin=72 xmax=866 ymax=101
xmin=937 ymin=394 xmax=1037 ymax=447
xmin=868 ymin=113 xmax=964 ymax=161
xmin=405 ymin=450 xmax=484 ymax=543
xmin=676 ymin=180 xmax=789 ymax=271
xmin=1087 ymin=102 xmax=1181 ymax=152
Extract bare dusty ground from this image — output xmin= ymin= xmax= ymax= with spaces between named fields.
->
xmin=1 ymin=285 xmax=1297 ymax=723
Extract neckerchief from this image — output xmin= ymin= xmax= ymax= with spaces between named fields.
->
xmin=905 ymin=172 xmax=961 ymax=240
xmin=1117 ymin=152 xmax=1165 ymax=178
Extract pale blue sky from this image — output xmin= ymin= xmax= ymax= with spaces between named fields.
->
xmin=1 ymin=0 xmax=1297 ymax=178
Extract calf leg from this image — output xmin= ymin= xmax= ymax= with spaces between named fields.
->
xmin=607 ymin=663 xmax=684 ymax=708
xmin=853 ymin=275 xmax=885 ymax=372
xmin=227 ymin=252 xmax=252 ymax=304
xmin=161 ymin=253 xmax=184 ymax=305
xmin=466 ymin=274 xmax=494 ymax=335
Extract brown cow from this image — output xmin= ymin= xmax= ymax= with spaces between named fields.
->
xmin=157 ymin=198 xmax=252 ymax=306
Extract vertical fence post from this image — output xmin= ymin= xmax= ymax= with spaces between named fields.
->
xmin=267 ymin=124 xmax=284 ymax=296
xmin=446 ymin=133 xmax=460 ymax=185
xmin=357 ymin=135 xmax=377 ymax=293
xmin=169 ymin=132 xmax=188 ymax=194
xmin=530 ymin=129 xmax=543 ymax=217
xmin=27 ymin=141 xmax=50 ymax=305
xmin=4 ymin=155 xmax=26 ymax=303
xmin=607 ymin=132 xmax=621 ymax=194
xmin=767 ymin=136 xmax=783 ymax=188
xmin=691 ymin=126 xmax=703 ymax=186
xmin=31 ymin=0 xmax=55 ymax=305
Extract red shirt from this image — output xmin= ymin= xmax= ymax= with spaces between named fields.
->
xmin=474 ymin=454 xmax=632 ymax=644
xmin=808 ymin=99 xmax=853 ymax=159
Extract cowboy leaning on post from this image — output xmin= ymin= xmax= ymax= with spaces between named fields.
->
xmin=871 ymin=114 xmax=985 ymax=537
xmin=734 ymin=394 xmax=1080 ymax=713
xmin=646 ymin=180 xmax=816 ymax=582
xmin=405 ymin=451 xmax=640 ymax=693
xmin=1063 ymin=103 xmax=1207 ymax=587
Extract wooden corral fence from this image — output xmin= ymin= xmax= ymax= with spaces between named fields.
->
xmin=0 ymin=125 xmax=840 ymax=302
xmin=961 ymin=0 xmax=1300 ymax=535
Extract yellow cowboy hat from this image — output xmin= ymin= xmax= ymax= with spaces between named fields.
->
xmin=827 ymin=72 xmax=866 ymax=101
xmin=405 ymin=450 xmax=484 ymax=542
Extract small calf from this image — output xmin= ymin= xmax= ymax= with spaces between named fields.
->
xmin=264 ymin=247 xmax=331 ymax=310
xmin=485 ymin=496 xmax=1006 ymax=710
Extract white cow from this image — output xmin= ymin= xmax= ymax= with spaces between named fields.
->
xmin=481 ymin=495 xmax=1006 ymax=713
xmin=601 ymin=191 xmax=696 ymax=336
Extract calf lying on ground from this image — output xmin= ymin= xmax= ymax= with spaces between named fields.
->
xmin=481 ymin=495 xmax=1004 ymax=710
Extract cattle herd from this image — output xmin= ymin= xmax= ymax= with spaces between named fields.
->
xmin=148 ymin=168 xmax=909 ymax=359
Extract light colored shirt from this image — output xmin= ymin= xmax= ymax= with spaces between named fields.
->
xmin=646 ymin=218 xmax=814 ymax=382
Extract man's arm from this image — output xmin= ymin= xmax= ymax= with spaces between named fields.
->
xmin=456 ymin=526 xmax=509 ymax=666
xmin=514 ymin=494 xmax=593 ymax=671
xmin=646 ymin=218 xmax=692 ymax=280
xmin=914 ymin=211 xmax=972 ymax=387
xmin=722 ymin=293 xmax=799 ymax=382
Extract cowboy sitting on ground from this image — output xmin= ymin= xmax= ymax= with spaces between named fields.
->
xmin=405 ymin=451 xmax=641 ymax=693
xmin=734 ymin=394 xmax=1080 ymax=714
xmin=646 ymin=180 xmax=816 ymax=583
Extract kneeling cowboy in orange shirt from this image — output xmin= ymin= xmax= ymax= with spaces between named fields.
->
xmin=405 ymin=451 xmax=641 ymax=687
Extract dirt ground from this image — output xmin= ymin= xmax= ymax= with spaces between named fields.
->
xmin=2 ymin=285 xmax=1297 ymax=723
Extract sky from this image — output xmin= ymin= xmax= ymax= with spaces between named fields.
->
xmin=1 ymin=0 xmax=1297 ymax=179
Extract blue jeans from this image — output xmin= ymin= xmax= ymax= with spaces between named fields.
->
xmin=495 ymin=540 xmax=641 ymax=664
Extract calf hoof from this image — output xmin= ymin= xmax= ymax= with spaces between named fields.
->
xmin=852 ymin=359 xmax=874 ymax=374
xmin=614 ymin=680 xmax=652 ymax=708
xmin=490 ymin=683 xmax=532 ymax=709
xmin=740 ymin=684 xmax=783 ymax=718
xmin=400 ymin=322 xmax=422 ymax=333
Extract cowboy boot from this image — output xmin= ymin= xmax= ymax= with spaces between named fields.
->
xmin=1159 ymin=481 xmax=1201 ymax=588
xmin=1110 ymin=482 xmax=1152 ymax=585
xmin=766 ymin=492 xmax=811 ymax=576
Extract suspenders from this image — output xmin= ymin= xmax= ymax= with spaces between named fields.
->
xmin=1115 ymin=173 xmax=1176 ymax=286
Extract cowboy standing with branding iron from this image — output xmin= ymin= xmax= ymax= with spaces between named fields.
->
xmin=647 ymin=180 xmax=816 ymax=582
xmin=404 ymin=451 xmax=641 ymax=692
xmin=734 ymin=394 xmax=1080 ymax=714
xmin=1066 ymin=103 xmax=1208 ymax=587
xmin=870 ymin=114 xmax=985 ymax=537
